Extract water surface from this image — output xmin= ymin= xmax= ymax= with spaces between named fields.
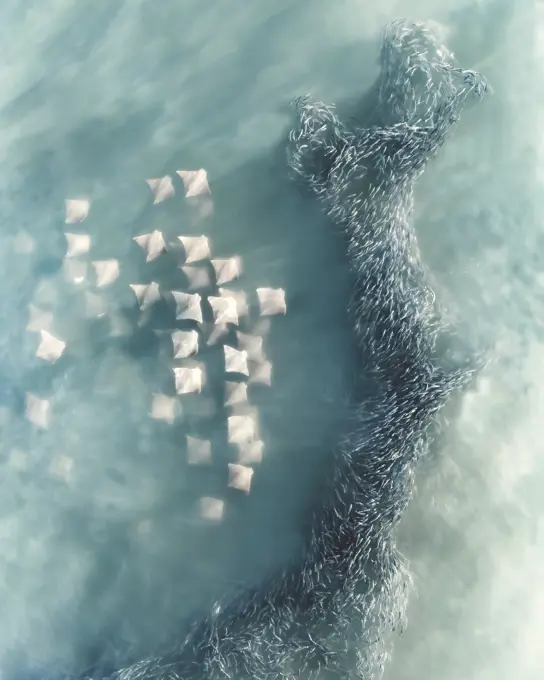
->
xmin=0 ymin=1 xmax=540 ymax=679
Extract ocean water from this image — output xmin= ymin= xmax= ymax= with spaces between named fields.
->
xmin=0 ymin=0 xmax=540 ymax=679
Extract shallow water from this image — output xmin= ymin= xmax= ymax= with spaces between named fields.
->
xmin=0 ymin=0 xmax=540 ymax=678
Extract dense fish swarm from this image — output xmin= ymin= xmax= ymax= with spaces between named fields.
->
xmin=62 ymin=18 xmax=488 ymax=680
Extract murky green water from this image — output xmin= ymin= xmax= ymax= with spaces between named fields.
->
xmin=0 ymin=1 xmax=540 ymax=678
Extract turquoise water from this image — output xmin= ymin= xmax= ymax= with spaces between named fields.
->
xmin=0 ymin=1 xmax=540 ymax=678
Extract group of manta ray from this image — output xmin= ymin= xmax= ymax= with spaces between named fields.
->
xmin=19 ymin=18 xmax=491 ymax=680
